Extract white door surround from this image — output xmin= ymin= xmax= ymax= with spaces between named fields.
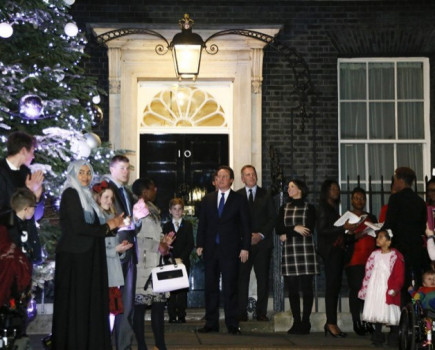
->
xmin=91 ymin=24 xmax=281 ymax=188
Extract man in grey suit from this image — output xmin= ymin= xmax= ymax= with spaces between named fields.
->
xmin=237 ymin=165 xmax=276 ymax=322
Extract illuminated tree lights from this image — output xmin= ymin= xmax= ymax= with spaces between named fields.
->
xmin=0 ymin=0 xmax=112 ymax=196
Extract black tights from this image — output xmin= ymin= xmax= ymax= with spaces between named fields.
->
xmin=133 ymin=302 xmax=166 ymax=350
xmin=284 ymin=275 xmax=314 ymax=324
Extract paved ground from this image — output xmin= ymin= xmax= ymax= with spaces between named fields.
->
xmin=23 ymin=308 xmax=395 ymax=349
xmin=27 ymin=321 xmax=384 ymax=350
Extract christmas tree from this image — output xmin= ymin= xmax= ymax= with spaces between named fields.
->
xmin=0 ymin=0 xmax=117 ymax=258
xmin=0 ymin=0 xmax=113 ymax=199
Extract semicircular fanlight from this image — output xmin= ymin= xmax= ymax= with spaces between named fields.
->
xmin=141 ymin=86 xmax=227 ymax=128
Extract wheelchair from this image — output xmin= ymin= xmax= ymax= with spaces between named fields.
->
xmin=0 ymin=303 xmax=30 ymax=349
xmin=399 ymin=300 xmax=435 ymax=350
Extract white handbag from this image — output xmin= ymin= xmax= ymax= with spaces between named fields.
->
xmin=151 ymin=262 xmax=189 ymax=293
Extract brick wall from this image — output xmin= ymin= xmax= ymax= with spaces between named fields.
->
xmin=71 ymin=0 xmax=435 ymax=195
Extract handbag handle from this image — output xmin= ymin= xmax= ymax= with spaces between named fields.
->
xmin=158 ymin=254 xmax=175 ymax=267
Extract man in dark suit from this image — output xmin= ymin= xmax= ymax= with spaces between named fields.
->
xmin=382 ymin=166 xmax=428 ymax=347
xmin=106 ymin=155 xmax=139 ymax=350
xmin=383 ymin=167 xmax=428 ymax=296
xmin=196 ymin=165 xmax=251 ymax=335
xmin=237 ymin=165 xmax=276 ymax=322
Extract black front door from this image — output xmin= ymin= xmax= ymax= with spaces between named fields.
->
xmin=139 ymin=133 xmax=229 ymax=221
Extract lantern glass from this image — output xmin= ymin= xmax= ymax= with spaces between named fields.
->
xmin=172 ymin=44 xmax=202 ymax=79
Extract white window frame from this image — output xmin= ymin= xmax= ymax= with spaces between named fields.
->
xmin=338 ymin=57 xmax=431 ymax=210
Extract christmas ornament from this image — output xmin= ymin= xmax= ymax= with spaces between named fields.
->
xmin=19 ymin=94 xmax=44 ymax=119
xmin=64 ymin=22 xmax=78 ymax=37
xmin=92 ymin=104 xmax=104 ymax=126
xmin=92 ymin=95 xmax=101 ymax=104
xmin=64 ymin=0 xmax=76 ymax=5
xmin=84 ymin=132 xmax=102 ymax=149
xmin=0 ymin=22 xmax=13 ymax=38
xmin=53 ymin=69 xmax=65 ymax=82
xmin=70 ymin=138 xmax=91 ymax=158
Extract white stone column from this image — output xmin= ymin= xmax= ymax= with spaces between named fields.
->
xmin=107 ymin=47 xmax=122 ymax=150
xmin=251 ymin=48 xmax=264 ymax=185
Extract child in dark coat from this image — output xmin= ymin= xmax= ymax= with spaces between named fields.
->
xmin=162 ymin=198 xmax=194 ymax=323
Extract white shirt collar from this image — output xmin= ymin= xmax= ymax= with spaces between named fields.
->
xmin=107 ymin=175 xmax=124 ymax=189
xmin=217 ymin=189 xmax=230 ymax=205
xmin=6 ymin=158 xmax=20 ymax=171
xmin=245 ymin=185 xmax=257 ymax=195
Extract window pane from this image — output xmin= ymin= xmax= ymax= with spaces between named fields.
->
xmin=369 ymin=63 xmax=394 ymax=100
xmin=340 ymin=183 xmax=351 ymax=212
xmin=341 ymin=144 xmax=366 ymax=181
xmin=397 ymin=62 xmax=423 ymax=99
xmin=398 ymin=102 xmax=424 ymax=139
xmin=340 ymin=63 xmax=366 ymax=100
xmin=340 ymin=102 xmax=367 ymax=139
xmin=397 ymin=144 xmax=423 ymax=180
xmin=370 ymin=184 xmax=390 ymax=220
xmin=368 ymin=144 xmax=394 ymax=181
xmin=369 ymin=102 xmax=395 ymax=139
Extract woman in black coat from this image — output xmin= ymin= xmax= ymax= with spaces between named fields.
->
xmin=52 ymin=160 xmax=124 ymax=350
xmin=316 ymin=179 xmax=350 ymax=338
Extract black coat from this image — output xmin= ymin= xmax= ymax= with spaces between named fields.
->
xmin=316 ymin=203 xmax=345 ymax=260
xmin=107 ymin=180 xmax=138 ymax=264
xmin=383 ymin=187 xmax=427 ymax=255
xmin=236 ymin=186 xmax=276 ymax=250
xmin=196 ymin=190 xmax=251 ymax=258
xmin=56 ymin=188 xmax=108 ymax=254
xmin=162 ymin=219 xmax=194 ymax=271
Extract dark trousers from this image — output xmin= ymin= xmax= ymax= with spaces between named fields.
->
xmin=323 ymin=246 xmax=345 ymax=325
xmin=168 ymin=288 xmax=188 ymax=320
xmin=133 ymin=302 xmax=166 ymax=350
xmin=345 ymin=264 xmax=365 ymax=323
xmin=285 ymin=274 xmax=314 ymax=324
xmin=114 ymin=259 xmax=136 ymax=350
xmin=238 ymin=245 xmax=272 ymax=317
xmin=204 ymin=245 xmax=239 ymax=330
xmin=401 ymin=249 xmax=430 ymax=306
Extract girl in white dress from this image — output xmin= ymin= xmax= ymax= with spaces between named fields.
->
xmin=358 ymin=229 xmax=405 ymax=347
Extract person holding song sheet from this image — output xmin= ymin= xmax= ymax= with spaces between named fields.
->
xmin=131 ymin=178 xmax=173 ymax=350
xmin=339 ymin=187 xmax=377 ymax=336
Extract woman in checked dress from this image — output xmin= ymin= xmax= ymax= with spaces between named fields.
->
xmin=275 ymin=179 xmax=319 ymax=334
